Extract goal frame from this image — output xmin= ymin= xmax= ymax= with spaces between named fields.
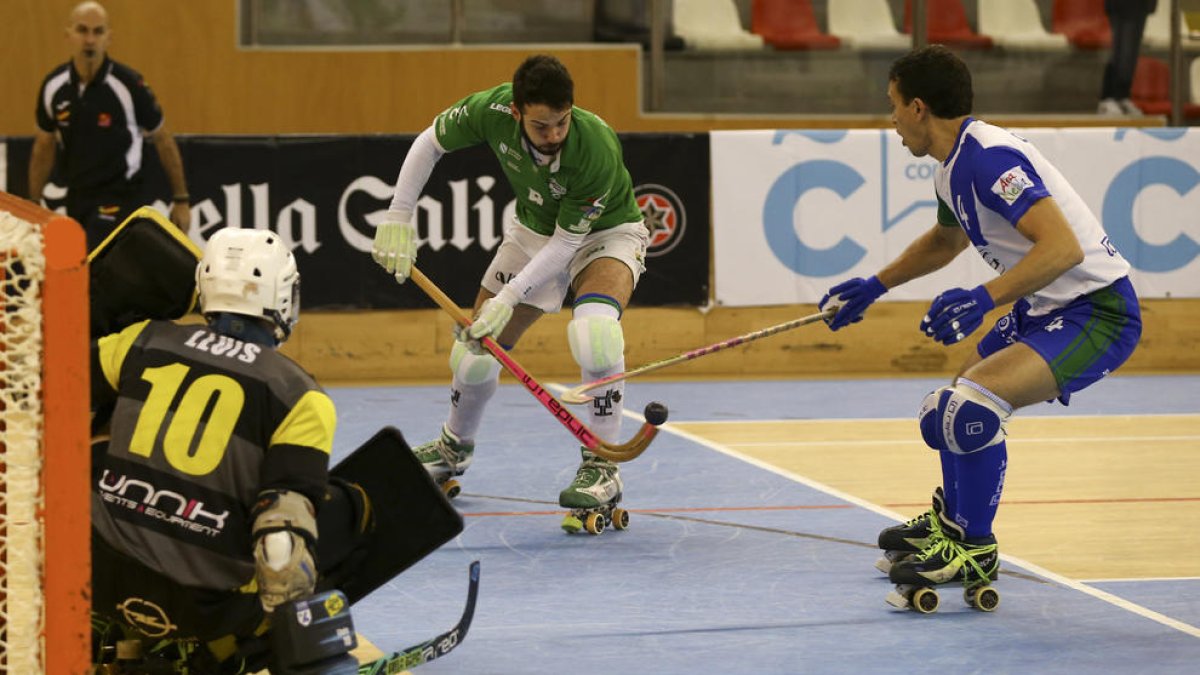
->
xmin=1 ymin=191 xmax=90 ymax=675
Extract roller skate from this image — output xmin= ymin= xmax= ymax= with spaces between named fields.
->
xmin=412 ymin=425 xmax=474 ymax=499
xmin=875 ymin=486 xmax=946 ymax=574
xmin=885 ymin=515 xmax=1000 ymax=614
xmin=559 ymin=450 xmax=628 ymax=535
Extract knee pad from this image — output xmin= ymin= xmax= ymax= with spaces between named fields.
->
xmin=567 ymin=314 xmax=625 ymax=372
xmin=918 ymin=380 xmax=1012 ymax=455
xmin=449 ymin=339 xmax=501 ymax=386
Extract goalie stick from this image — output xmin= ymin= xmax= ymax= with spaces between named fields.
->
xmin=409 ymin=267 xmax=659 ymax=463
xmin=560 ymin=308 xmax=836 ymax=404
xmin=357 ymin=560 xmax=481 ymax=674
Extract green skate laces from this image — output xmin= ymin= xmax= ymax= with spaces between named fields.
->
xmin=914 ymin=536 xmax=998 ymax=585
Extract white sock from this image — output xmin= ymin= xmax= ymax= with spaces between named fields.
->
xmin=445 ymin=374 xmax=497 ymax=444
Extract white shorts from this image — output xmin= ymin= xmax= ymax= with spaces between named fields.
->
xmin=481 ymin=217 xmax=649 ymax=314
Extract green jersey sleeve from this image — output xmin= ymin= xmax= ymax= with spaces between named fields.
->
xmin=434 ymin=84 xmax=513 ymax=152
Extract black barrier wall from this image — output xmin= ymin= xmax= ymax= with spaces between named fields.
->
xmin=4 ymin=134 xmax=710 ymax=309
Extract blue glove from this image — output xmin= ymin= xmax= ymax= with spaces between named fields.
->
xmin=920 ymin=285 xmax=995 ymax=346
xmin=818 ymin=276 xmax=887 ymax=331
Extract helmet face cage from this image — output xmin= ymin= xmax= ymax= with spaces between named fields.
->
xmin=196 ymin=228 xmax=300 ymax=343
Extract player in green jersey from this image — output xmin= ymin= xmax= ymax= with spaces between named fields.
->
xmin=372 ymin=54 xmax=649 ymax=521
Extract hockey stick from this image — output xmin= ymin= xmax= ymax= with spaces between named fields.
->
xmin=357 ymin=560 xmax=481 ymax=674
xmin=408 ymin=267 xmax=659 ymax=463
xmin=559 ymin=308 xmax=836 ymax=404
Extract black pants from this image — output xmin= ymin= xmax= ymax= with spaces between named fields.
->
xmin=67 ymin=190 xmax=138 ymax=251
xmin=1100 ymin=0 xmax=1155 ymax=100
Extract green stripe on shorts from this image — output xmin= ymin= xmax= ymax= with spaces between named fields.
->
xmin=1048 ymin=285 xmax=1130 ymax=388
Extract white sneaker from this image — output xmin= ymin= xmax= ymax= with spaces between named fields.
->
xmin=1118 ymin=98 xmax=1144 ymax=116
xmin=1097 ymin=98 xmax=1124 ymax=116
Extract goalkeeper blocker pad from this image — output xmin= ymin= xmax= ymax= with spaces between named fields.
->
xmin=87 ymin=206 xmax=202 ymax=338
xmin=326 ymin=427 xmax=464 ymax=604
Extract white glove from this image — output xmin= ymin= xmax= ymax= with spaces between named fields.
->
xmin=468 ymin=285 xmax=520 ymax=341
xmin=371 ymin=212 xmax=417 ymax=283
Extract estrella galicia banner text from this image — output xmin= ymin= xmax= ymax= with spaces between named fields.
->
xmin=4 ymin=134 xmax=710 ymax=309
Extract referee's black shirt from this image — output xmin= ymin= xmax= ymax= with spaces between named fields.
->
xmin=35 ymin=55 xmax=164 ymax=199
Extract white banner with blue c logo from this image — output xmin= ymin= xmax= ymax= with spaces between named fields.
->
xmin=712 ymin=128 xmax=1200 ymax=306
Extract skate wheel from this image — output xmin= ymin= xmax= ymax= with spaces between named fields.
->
xmin=561 ymin=515 xmax=583 ymax=534
xmin=441 ymin=479 xmax=461 ymax=500
xmin=584 ymin=512 xmax=607 ymax=535
xmin=912 ymin=587 xmax=940 ymax=614
xmin=965 ymin=585 xmax=1000 ymax=612
xmin=611 ymin=508 xmax=630 ymax=531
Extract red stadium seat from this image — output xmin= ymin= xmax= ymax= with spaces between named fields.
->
xmin=903 ymin=0 xmax=993 ymax=49
xmin=1129 ymin=56 xmax=1200 ymax=117
xmin=1052 ymin=0 xmax=1111 ymax=49
xmin=751 ymin=0 xmax=841 ymax=50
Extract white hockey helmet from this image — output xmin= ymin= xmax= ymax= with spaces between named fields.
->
xmin=196 ymin=228 xmax=300 ymax=343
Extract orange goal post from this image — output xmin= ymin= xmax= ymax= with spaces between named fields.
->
xmin=0 ymin=190 xmax=90 ymax=674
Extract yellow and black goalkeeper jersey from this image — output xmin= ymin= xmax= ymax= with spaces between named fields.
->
xmin=90 ymin=319 xmax=336 ymax=591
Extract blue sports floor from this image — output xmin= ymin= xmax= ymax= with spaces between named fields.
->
xmin=331 ymin=375 xmax=1200 ymax=674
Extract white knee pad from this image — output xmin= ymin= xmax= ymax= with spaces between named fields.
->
xmin=449 ymin=339 xmax=501 ymax=386
xmin=567 ymin=314 xmax=625 ymax=373
xmin=918 ymin=379 xmax=1012 ymax=455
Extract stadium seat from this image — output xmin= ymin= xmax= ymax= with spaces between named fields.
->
xmin=1194 ymin=56 xmax=1200 ymax=105
xmin=978 ymin=0 xmax=1070 ymax=50
xmin=1129 ymin=55 xmax=1200 ymax=117
xmin=751 ymin=0 xmax=840 ymax=50
xmin=673 ymin=0 xmax=765 ymax=50
xmin=828 ymin=0 xmax=910 ymax=50
xmin=1052 ymin=0 xmax=1111 ymax=49
xmin=903 ymin=0 xmax=993 ymax=49
xmin=1142 ymin=2 xmax=1200 ymax=51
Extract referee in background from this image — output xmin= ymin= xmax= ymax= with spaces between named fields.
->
xmin=29 ymin=1 xmax=190 ymax=249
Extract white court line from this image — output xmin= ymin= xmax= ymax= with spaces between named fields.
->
xmin=654 ymin=418 xmax=1200 ymax=640
xmin=681 ymin=412 xmax=1200 ymax=424
xmin=1082 ymin=576 xmax=1200 ymax=583
xmin=726 ymin=435 xmax=1200 ymax=448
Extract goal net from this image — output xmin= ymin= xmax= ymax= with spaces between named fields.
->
xmin=0 ymin=191 xmax=89 ymax=674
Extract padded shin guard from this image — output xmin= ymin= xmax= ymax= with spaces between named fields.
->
xmin=446 ymin=339 xmax=500 ymax=442
xmin=570 ymin=301 xmax=626 ymax=443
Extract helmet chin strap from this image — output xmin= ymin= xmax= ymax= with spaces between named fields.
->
xmin=208 ymin=312 xmax=278 ymax=346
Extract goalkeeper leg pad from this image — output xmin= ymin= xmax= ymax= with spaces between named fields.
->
xmin=323 ymin=427 xmax=464 ymax=604
xmin=268 ymin=589 xmax=358 ymax=674
xmin=87 ymin=206 xmax=202 ymax=337
xmin=919 ymin=379 xmax=1012 ymax=455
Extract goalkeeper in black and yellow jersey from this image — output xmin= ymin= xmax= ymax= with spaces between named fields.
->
xmin=89 ymin=227 xmax=463 ymax=672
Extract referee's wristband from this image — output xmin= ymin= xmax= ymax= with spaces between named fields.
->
xmin=171 ymin=194 xmax=190 ymax=203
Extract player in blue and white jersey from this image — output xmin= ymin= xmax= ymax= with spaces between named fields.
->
xmin=819 ymin=46 xmax=1142 ymax=596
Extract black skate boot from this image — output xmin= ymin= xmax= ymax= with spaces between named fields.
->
xmin=885 ymin=513 xmax=1000 ymax=613
xmin=875 ymin=486 xmax=946 ymax=574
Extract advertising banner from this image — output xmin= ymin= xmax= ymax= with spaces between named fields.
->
xmin=711 ymin=127 xmax=1200 ymax=306
xmin=4 ymin=133 xmax=710 ymax=309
